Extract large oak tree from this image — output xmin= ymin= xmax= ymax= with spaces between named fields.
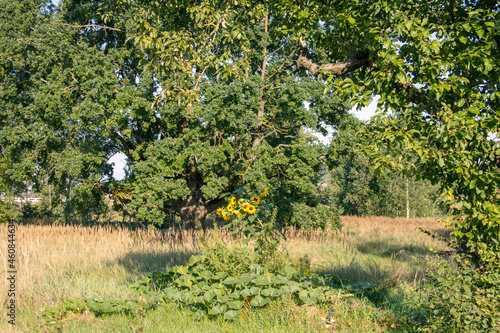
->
xmin=111 ymin=0 xmax=500 ymax=262
xmin=1 ymin=0 xmax=345 ymax=228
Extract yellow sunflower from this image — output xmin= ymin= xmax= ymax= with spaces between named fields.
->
xmin=227 ymin=204 xmax=235 ymax=213
xmin=247 ymin=204 xmax=256 ymax=214
xmin=241 ymin=203 xmax=249 ymax=212
xmin=230 ymin=196 xmax=237 ymax=205
xmin=216 ymin=208 xmax=224 ymax=216
xmin=250 ymin=195 xmax=261 ymax=205
xmin=261 ymin=188 xmax=269 ymax=197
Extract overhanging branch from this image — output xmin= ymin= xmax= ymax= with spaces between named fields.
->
xmin=296 ymin=40 xmax=371 ymax=76
xmin=297 ymin=41 xmax=438 ymax=115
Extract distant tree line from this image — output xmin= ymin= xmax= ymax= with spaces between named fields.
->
xmin=327 ymin=116 xmax=443 ymax=218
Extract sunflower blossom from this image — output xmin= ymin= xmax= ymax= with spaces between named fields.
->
xmin=216 ymin=208 xmax=224 ymax=216
xmin=247 ymin=204 xmax=256 ymax=214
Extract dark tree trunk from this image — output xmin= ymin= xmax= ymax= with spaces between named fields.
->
xmin=175 ymin=160 xmax=230 ymax=231
xmin=178 ymin=192 xmax=208 ymax=231
xmin=177 ymin=164 xmax=208 ymax=231
xmin=67 ymin=177 xmax=72 ymax=201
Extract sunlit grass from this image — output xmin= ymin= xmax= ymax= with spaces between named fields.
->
xmin=0 ymin=216 xmax=451 ymax=332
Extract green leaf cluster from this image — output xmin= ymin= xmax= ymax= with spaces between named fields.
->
xmin=416 ymin=255 xmax=500 ymax=332
xmin=329 ymin=116 xmax=443 ymax=218
xmin=127 ymin=250 xmax=342 ymax=321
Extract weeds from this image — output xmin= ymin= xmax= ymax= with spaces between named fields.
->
xmin=0 ymin=216 xmax=453 ymax=332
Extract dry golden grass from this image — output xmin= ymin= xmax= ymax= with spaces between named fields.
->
xmin=0 ymin=216 xmax=451 ymax=331
xmin=283 ymin=216 xmax=451 ymax=286
xmin=0 ymin=224 xmax=214 ymax=331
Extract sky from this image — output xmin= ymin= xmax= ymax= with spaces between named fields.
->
xmin=108 ymin=100 xmax=379 ymax=180
xmin=314 ymin=97 xmax=379 ymax=145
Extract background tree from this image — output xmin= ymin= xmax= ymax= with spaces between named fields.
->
xmin=91 ymin=0 xmax=349 ymax=230
xmin=328 ymin=116 xmax=442 ymax=217
xmin=1 ymin=0 xmax=346 ymax=229
xmin=0 ymin=0 xmax=134 ymax=222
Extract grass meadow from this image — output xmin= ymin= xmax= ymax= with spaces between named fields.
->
xmin=0 ymin=216 xmax=452 ymax=332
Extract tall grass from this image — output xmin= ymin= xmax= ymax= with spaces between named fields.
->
xmin=0 ymin=216 xmax=451 ymax=332
xmin=0 ymin=225 xmax=207 ymax=331
xmin=284 ymin=216 xmax=450 ymax=283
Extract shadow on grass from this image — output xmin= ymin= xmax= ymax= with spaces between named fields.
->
xmin=356 ymin=241 xmax=433 ymax=258
xmin=432 ymin=227 xmax=454 ymax=243
xmin=354 ymin=227 xmax=453 ymax=259
xmin=316 ymin=265 xmax=432 ymax=332
xmin=318 ymin=261 xmax=403 ymax=288
xmin=115 ymin=248 xmax=199 ymax=275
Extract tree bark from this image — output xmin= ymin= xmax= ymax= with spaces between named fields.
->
xmin=178 ymin=191 xmax=208 ymax=230
xmin=297 ymin=50 xmax=371 ymax=75
xmin=67 ymin=177 xmax=72 ymax=202
xmin=176 ymin=158 xmax=212 ymax=231
xmin=296 ymin=39 xmax=371 ymax=76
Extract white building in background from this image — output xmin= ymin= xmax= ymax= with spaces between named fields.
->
xmin=0 ymin=182 xmax=42 ymax=203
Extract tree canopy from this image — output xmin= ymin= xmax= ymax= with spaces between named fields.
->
xmin=117 ymin=0 xmax=500 ymax=263
xmin=1 ymin=0 xmax=346 ymax=229
xmin=1 ymin=0 xmax=499 ymax=265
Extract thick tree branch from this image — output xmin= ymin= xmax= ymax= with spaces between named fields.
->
xmin=297 ymin=46 xmax=371 ymax=76
xmin=297 ymin=41 xmax=438 ymax=115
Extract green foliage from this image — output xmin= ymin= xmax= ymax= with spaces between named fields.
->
xmin=218 ymin=187 xmax=285 ymax=263
xmin=53 ymin=182 xmax=109 ymax=224
xmin=0 ymin=0 xmax=116 ymax=225
xmin=0 ymin=198 xmax=19 ymax=223
xmin=1 ymin=0 xmax=347 ymax=229
xmin=288 ymin=202 xmax=342 ymax=229
xmin=42 ymin=295 xmax=160 ymax=328
xmin=197 ymin=243 xmax=255 ymax=278
xmin=416 ymin=256 xmax=500 ymax=332
xmin=93 ymin=0 xmax=348 ymax=229
xmin=329 ymin=116 xmax=443 ymax=217
xmin=305 ymin=0 xmax=500 ymax=265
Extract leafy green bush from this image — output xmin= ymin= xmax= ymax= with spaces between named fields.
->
xmin=197 ymin=243 xmax=255 ymax=278
xmin=289 ymin=202 xmax=342 ymax=230
xmin=20 ymin=202 xmax=54 ymax=223
xmin=418 ymin=255 xmax=500 ymax=332
xmin=131 ymin=253 xmax=342 ymax=320
xmin=0 ymin=198 xmax=19 ymax=223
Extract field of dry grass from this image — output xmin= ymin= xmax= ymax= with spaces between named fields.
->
xmin=0 ymin=216 xmax=451 ymax=332
xmin=284 ymin=216 xmax=451 ymax=286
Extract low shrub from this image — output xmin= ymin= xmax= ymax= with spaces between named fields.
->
xmin=289 ymin=202 xmax=342 ymax=230
xmin=417 ymin=255 xmax=500 ymax=332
